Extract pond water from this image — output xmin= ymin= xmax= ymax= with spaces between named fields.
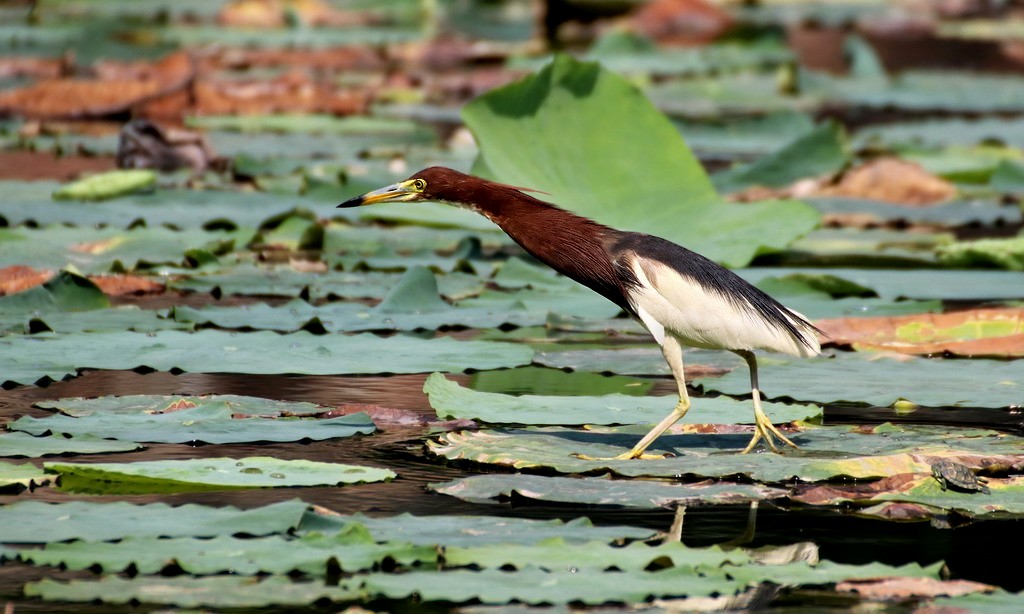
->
xmin=4 ymin=367 xmax=1024 ymax=608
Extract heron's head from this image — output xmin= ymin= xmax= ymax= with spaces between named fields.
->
xmin=337 ymin=166 xmax=469 ymax=208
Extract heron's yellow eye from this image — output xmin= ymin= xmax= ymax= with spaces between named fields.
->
xmin=412 ymin=179 xmax=426 ymax=191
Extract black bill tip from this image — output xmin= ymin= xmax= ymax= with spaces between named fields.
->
xmin=337 ymin=196 xmax=364 ymax=208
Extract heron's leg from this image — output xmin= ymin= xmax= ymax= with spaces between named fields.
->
xmin=575 ymin=335 xmax=691 ymax=461
xmin=734 ymin=350 xmax=798 ymax=454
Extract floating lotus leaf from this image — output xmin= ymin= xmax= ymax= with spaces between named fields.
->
xmin=20 ymin=525 xmax=435 ymax=576
xmin=0 ymin=225 xmax=255 ymax=274
xmin=0 ymin=461 xmax=50 ymax=491
xmin=168 ymin=264 xmax=485 ymax=301
xmin=700 ymin=352 xmax=1022 ymax=409
xmin=740 ymin=267 xmax=1024 ymax=301
xmin=712 ymin=122 xmax=849 ymax=193
xmin=427 ymin=423 xmax=1022 ymax=483
xmin=45 ymin=457 xmax=395 ymax=494
xmin=12 ymin=406 xmax=375 ymax=444
xmin=442 ymin=537 xmax=755 ymax=571
xmin=36 ymin=394 xmax=324 ymax=418
xmin=0 ymin=329 xmax=534 ymax=386
xmin=430 ymin=473 xmax=788 ymax=508
xmin=0 ymin=432 xmax=143 ymax=458
xmin=0 ymin=499 xmax=311 ymax=543
xmin=423 ymin=372 xmax=821 ymax=426
xmin=298 ymin=513 xmax=653 ymax=546
xmin=25 ymin=575 xmax=358 ymax=608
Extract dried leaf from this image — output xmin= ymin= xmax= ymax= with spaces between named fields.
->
xmin=817 ymin=308 xmax=1024 ymax=356
xmin=0 ymin=266 xmax=54 ymax=296
xmin=816 ymin=158 xmax=957 ymax=205
xmin=87 ymin=275 xmax=165 ymax=297
xmin=628 ymin=0 xmax=733 ymax=46
xmin=837 ymin=576 xmax=995 ymax=600
xmin=0 ymin=52 xmax=194 ymax=120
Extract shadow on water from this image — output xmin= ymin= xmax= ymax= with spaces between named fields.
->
xmin=3 ymin=369 xmax=1024 ymax=605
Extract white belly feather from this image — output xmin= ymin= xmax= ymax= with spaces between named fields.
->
xmin=625 ymin=256 xmax=819 ymax=357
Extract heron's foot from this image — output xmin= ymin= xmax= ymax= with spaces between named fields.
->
xmin=740 ymin=414 xmax=798 ymax=455
xmin=572 ymin=449 xmax=674 ymax=461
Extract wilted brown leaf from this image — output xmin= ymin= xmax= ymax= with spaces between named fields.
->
xmin=816 ymin=157 xmax=957 ymax=205
xmin=627 ymin=0 xmax=733 ymax=46
xmin=0 ymin=265 xmax=54 ymax=295
xmin=89 ymin=275 xmax=165 ymax=297
xmin=0 ymin=56 xmax=66 ymax=79
xmin=817 ymin=308 xmax=1024 ymax=357
xmin=193 ymin=74 xmax=368 ymax=115
xmin=837 ymin=576 xmax=995 ymax=600
xmin=0 ymin=51 xmax=195 ymax=120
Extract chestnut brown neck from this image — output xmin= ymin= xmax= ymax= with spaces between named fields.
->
xmin=453 ymin=183 xmax=631 ymax=312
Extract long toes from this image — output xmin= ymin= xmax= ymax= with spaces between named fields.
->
xmin=740 ymin=429 xmax=763 ymax=454
xmin=764 ymin=423 xmax=799 ymax=449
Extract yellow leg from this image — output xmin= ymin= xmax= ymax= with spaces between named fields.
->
xmin=575 ymin=336 xmax=690 ymax=460
xmin=735 ymin=350 xmax=797 ymax=454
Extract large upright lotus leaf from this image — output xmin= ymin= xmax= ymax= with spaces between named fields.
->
xmin=36 ymin=394 xmax=324 ymax=418
xmin=12 ymin=406 xmax=375 ymax=444
xmin=45 ymin=457 xmax=395 ymax=493
xmin=20 ymin=529 xmax=436 ymax=576
xmin=0 ymin=270 xmax=108 ymax=314
xmin=423 ymin=372 xmax=821 ymax=426
xmin=25 ymin=575 xmax=358 ymax=608
xmin=0 ymin=330 xmax=534 ymax=386
xmin=0 ymin=499 xmax=310 ymax=543
xmin=462 ymin=55 xmax=820 ymax=267
xmin=299 ymin=513 xmax=653 ymax=546
xmin=427 ymin=423 xmax=1023 ymax=483
xmin=430 ymin=474 xmax=788 ymax=509
xmin=699 ymin=352 xmax=1022 ymax=409
xmin=0 ymin=432 xmax=143 ymax=458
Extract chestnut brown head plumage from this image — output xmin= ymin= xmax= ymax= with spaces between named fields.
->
xmin=339 ymin=167 xmax=822 ymax=460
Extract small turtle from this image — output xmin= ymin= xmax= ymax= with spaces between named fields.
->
xmin=931 ymin=460 xmax=990 ymax=494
